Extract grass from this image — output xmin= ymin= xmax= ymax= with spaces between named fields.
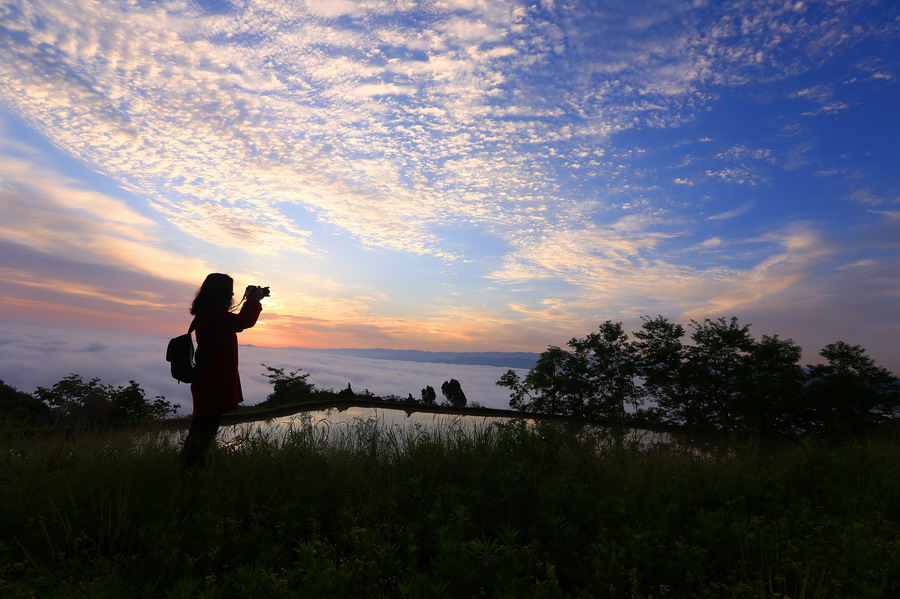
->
xmin=1 ymin=416 xmax=898 ymax=598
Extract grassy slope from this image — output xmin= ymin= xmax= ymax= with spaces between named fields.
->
xmin=1 ymin=419 xmax=898 ymax=598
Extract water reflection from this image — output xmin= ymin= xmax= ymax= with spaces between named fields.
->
xmin=210 ymin=406 xmax=672 ymax=452
xmin=217 ymin=406 xmax=510 ymax=450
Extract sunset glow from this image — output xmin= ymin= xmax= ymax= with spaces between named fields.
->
xmin=1 ymin=0 xmax=898 ymax=373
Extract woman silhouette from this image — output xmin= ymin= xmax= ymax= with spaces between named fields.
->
xmin=180 ymin=273 xmax=266 ymax=470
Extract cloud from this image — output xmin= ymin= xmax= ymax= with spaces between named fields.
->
xmin=0 ymin=149 xmax=212 ymax=285
xmin=871 ymin=209 xmax=900 ymax=221
xmin=714 ymin=252 xmax=900 ymax=371
xmin=792 ymin=84 xmax=850 ymax=115
xmin=483 ymin=218 xmax=848 ymax=347
xmin=849 ymin=187 xmax=900 ymax=207
xmin=4 ymin=0 xmax=556 ymax=256
xmin=695 ymin=237 xmax=724 ymax=249
xmin=0 ymin=322 xmax=527 ymax=414
xmin=1 ymin=0 xmax=891 ymax=269
xmin=488 ymin=225 xmax=660 ymax=287
xmin=0 ymin=0 xmax=897 ymax=378
xmin=0 ymin=135 xmax=378 ymax=342
xmin=683 ymin=223 xmax=833 ymax=317
xmin=707 ymin=203 xmax=753 ymax=220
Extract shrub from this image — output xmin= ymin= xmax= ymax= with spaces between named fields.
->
xmin=259 ymin=364 xmax=315 ymax=406
xmin=31 ymin=374 xmax=178 ymax=425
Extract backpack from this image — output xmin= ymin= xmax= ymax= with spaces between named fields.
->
xmin=166 ymin=319 xmax=197 ymax=384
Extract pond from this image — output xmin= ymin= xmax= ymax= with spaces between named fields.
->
xmin=204 ymin=405 xmax=674 ymax=452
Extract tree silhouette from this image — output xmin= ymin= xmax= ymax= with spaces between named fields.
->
xmin=440 ymin=379 xmax=467 ymax=408
xmin=34 ymin=374 xmax=177 ymax=425
xmin=498 ymin=345 xmax=589 ymax=417
xmin=682 ymin=317 xmax=755 ymax=431
xmin=260 ymin=364 xmax=315 ymax=406
xmin=420 ymin=385 xmax=436 ymax=405
xmin=497 ymin=315 xmax=898 ymax=438
xmin=1 ymin=380 xmax=52 ymax=425
xmin=745 ymin=335 xmax=805 ymax=436
xmin=633 ymin=315 xmax=686 ymax=425
xmin=806 ymin=341 xmax=899 ymax=439
xmin=569 ymin=321 xmax=640 ymax=423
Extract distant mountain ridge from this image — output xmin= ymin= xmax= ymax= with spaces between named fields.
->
xmin=323 ymin=348 xmax=539 ymax=370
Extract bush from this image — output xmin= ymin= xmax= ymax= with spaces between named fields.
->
xmin=499 ymin=315 xmax=899 ymax=438
xmin=259 ymin=364 xmax=316 ymax=407
xmin=1 ymin=418 xmax=898 ymax=597
xmin=33 ymin=374 xmax=178 ymax=426
xmin=0 ymin=380 xmax=51 ymax=425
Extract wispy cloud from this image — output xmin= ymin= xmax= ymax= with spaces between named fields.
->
xmin=0 ymin=0 xmax=897 ymax=373
xmin=685 ymin=223 xmax=834 ymax=317
xmin=2 ymin=0 xmax=890 ymax=265
xmin=707 ymin=203 xmax=753 ymax=221
xmin=0 ymin=150 xmax=212 ymax=285
xmin=792 ymin=84 xmax=850 ymax=115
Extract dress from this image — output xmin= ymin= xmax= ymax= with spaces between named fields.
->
xmin=190 ymin=300 xmax=262 ymax=417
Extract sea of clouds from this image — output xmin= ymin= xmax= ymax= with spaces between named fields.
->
xmin=0 ymin=324 xmax=534 ymax=415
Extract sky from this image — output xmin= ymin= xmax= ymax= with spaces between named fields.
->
xmin=0 ymin=322 xmax=528 ymax=412
xmin=1 ymin=0 xmax=899 ymax=395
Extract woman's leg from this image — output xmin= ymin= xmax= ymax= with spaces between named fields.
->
xmin=180 ymin=414 xmax=222 ymax=471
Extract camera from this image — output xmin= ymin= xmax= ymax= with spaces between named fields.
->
xmin=245 ymin=285 xmax=271 ymax=299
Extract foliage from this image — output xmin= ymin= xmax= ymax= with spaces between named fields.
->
xmin=631 ymin=315 xmax=687 ymax=424
xmin=32 ymin=374 xmax=178 ymax=425
xmin=499 ymin=345 xmax=572 ymax=415
xmin=0 ymin=380 xmax=52 ymax=425
xmin=440 ymin=378 xmax=467 ymax=408
xmin=746 ymin=334 xmax=806 ymax=435
xmin=499 ymin=321 xmax=641 ymax=423
xmin=806 ymin=341 xmax=900 ymax=438
xmin=420 ymin=385 xmax=436 ymax=405
xmin=500 ymin=315 xmax=899 ymax=439
xmin=1 ymin=419 xmax=898 ymax=597
xmin=682 ymin=316 xmax=756 ymax=431
xmin=259 ymin=364 xmax=316 ymax=407
xmin=570 ymin=320 xmax=640 ymax=423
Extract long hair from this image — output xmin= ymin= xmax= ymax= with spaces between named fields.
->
xmin=190 ymin=273 xmax=234 ymax=315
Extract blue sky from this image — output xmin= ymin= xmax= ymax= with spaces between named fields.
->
xmin=0 ymin=0 xmax=898 ymax=377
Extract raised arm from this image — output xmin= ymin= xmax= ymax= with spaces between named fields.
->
xmin=223 ymin=299 xmax=262 ymax=332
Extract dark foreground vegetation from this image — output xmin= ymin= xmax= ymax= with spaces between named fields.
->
xmin=1 ymin=416 xmax=899 ymax=598
xmin=1 ymin=313 xmax=898 ymax=597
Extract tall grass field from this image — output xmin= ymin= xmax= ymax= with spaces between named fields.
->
xmin=2 ymin=417 xmax=898 ymax=598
